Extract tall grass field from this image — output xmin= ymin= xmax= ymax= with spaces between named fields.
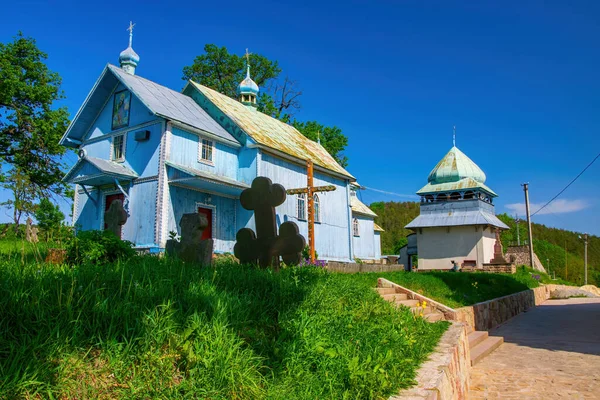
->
xmin=0 ymin=242 xmax=448 ymax=399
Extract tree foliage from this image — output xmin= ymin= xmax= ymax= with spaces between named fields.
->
xmin=0 ymin=169 xmax=40 ymax=232
xmin=0 ymin=33 xmax=70 ymax=192
xmin=34 ymin=198 xmax=64 ymax=241
xmin=182 ymin=45 xmax=349 ymax=166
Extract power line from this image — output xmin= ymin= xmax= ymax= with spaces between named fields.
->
xmin=532 ymin=151 xmax=600 ymax=217
xmin=361 ymin=186 xmax=418 ymax=199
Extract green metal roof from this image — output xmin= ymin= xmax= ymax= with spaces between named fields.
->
xmin=427 ymin=146 xmax=486 ymax=184
xmin=416 ymin=177 xmax=498 ymax=197
xmin=417 ymin=146 xmax=497 ymax=197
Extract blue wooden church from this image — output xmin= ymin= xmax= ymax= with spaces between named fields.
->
xmin=59 ymin=29 xmax=382 ymax=262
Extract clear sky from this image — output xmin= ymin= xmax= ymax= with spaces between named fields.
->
xmin=1 ymin=0 xmax=599 ymax=235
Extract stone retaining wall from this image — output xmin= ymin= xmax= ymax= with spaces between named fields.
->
xmin=326 ymin=262 xmax=405 ymax=273
xmin=391 ymin=322 xmax=470 ymax=400
xmin=454 ymin=285 xmax=563 ymax=331
xmin=504 ymin=246 xmax=546 ymax=272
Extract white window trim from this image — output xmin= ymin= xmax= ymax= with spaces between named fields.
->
xmin=110 ymin=133 xmax=127 ymax=163
xmin=198 ymin=137 xmax=215 ymax=166
xmin=297 ymin=193 xmax=307 ymax=221
xmin=353 ymin=218 xmax=360 ymax=237
xmin=313 ymin=193 xmax=321 ymax=223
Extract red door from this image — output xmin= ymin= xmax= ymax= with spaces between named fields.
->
xmin=198 ymin=207 xmax=213 ymax=240
xmin=105 ymin=193 xmax=125 ymax=237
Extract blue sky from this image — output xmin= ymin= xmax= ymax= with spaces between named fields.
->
xmin=1 ymin=0 xmax=599 ymax=235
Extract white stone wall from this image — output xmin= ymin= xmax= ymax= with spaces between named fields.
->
xmin=416 ymin=226 xmax=488 ymax=270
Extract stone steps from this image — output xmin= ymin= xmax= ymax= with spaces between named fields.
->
xmin=376 ymin=287 xmax=397 ymax=295
xmin=382 ymin=293 xmax=408 ymax=302
xmin=468 ymin=331 xmax=504 ymax=366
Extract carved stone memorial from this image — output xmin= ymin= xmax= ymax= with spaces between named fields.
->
xmin=104 ymin=200 xmax=127 ymax=238
xmin=234 ymin=177 xmax=306 ymax=268
xmin=25 ymin=217 xmax=39 ymax=243
xmin=166 ymin=213 xmax=214 ymax=266
xmin=489 ymin=228 xmax=508 ymax=264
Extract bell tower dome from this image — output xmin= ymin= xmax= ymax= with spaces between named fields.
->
xmin=237 ymin=48 xmax=259 ymax=107
xmin=119 ymin=21 xmax=139 ymax=75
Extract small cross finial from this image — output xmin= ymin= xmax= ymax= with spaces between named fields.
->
xmin=453 ymin=125 xmax=456 ymax=147
xmin=245 ymin=48 xmax=252 ymax=65
xmin=317 ymin=130 xmax=321 ymax=144
xmin=127 ymin=21 xmax=135 ymax=47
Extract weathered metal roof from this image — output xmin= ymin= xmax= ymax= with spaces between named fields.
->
xmin=165 ymin=161 xmax=250 ymax=190
xmin=417 ymin=177 xmax=498 ymax=197
xmin=428 ymin=146 xmax=486 ymax=184
xmin=60 ymin=65 xmax=238 ymax=147
xmin=405 ymin=209 xmax=509 ymax=229
xmin=63 ymin=156 xmax=138 ymax=185
xmin=374 ymin=223 xmax=385 ymax=232
xmin=351 ymin=196 xmax=377 ymax=217
xmin=187 ymin=81 xmax=354 ymax=179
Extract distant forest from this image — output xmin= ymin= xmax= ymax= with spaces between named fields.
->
xmin=370 ymin=201 xmax=599 ymax=286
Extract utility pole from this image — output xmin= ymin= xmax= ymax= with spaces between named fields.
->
xmin=522 ymin=183 xmax=535 ymax=269
xmin=584 ymin=233 xmax=588 ymax=285
xmin=515 ymin=215 xmax=521 ymax=246
xmin=565 ymin=240 xmax=568 ymax=281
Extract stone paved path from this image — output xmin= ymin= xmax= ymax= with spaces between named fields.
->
xmin=469 ymin=298 xmax=600 ymax=400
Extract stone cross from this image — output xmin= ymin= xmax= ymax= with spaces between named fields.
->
xmin=104 ymin=200 xmax=128 ymax=238
xmin=25 ymin=217 xmax=39 ymax=243
xmin=234 ymin=177 xmax=305 ymax=268
xmin=490 ymin=228 xmax=508 ymax=264
xmin=166 ymin=213 xmax=214 ymax=266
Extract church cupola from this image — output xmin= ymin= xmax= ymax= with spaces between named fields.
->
xmin=237 ymin=48 xmax=259 ymax=107
xmin=119 ymin=21 xmax=140 ymax=75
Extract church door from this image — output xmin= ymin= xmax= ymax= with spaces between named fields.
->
xmin=197 ymin=207 xmax=213 ymax=240
xmin=105 ymin=193 xmax=125 ymax=237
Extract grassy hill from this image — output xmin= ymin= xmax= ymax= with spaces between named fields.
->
xmin=370 ymin=201 xmax=599 ymax=286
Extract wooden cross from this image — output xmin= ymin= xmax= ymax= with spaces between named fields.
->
xmin=245 ymin=48 xmax=252 ymax=64
xmin=287 ymin=160 xmax=336 ymax=263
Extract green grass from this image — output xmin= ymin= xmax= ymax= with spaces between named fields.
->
xmin=341 ymin=266 xmax=569 ymax=309
xmin=0 ymin=244 xmax=447 ymax=399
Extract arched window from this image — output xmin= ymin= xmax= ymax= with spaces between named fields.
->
xmin=313 ymin=194 xmax=320 ymax=223
xmin=297 ymin=194 xmax=306 ymax=220
xmin=425 ymin=195 xmax=434 ymax=203
xmin=463 ymin=191 xmax=474 ymax=199
xmin=450 ymin=192 xmax=461 ymax=201
xmin=352 ymin=218 xmax=360 ymax=236
xmin=437 ymin=193 xmax=448 ymax=202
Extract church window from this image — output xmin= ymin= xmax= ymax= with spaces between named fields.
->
xmin=464 ymin=191 xmax=474 ymax=199
xmin=450 ymin=192 xmax=461 ymax=201
xmin=436 ymin=193 xmax=447 ymax=202
xmin=297 ymin=194 xmax=306 ymax=220
xmin=199 ymin=138 xmax=214 ymax=163
xmin=112 ymin=134 xmax=125 ymax=162
xmin=313 ymin=194 xmax=320 ymax=223
xmin=352 ymin=218 xmax=360 ymax=236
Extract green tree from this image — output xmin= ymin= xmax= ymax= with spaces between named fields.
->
xmin=0 ymin=169 xmax=40 ymax=233
xmin=0 ymin=33 xmax=70 ymax=192
xmin=291 ymin=121 xmax=349 ymax=168
xmin=34 ymin=198 xmax=64 ymax=241
xmin=182 ymin=45 xmax=349 ymax=166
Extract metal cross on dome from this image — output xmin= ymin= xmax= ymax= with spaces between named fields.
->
xmin=127 ymin=21 xmax=135 ymax=47
xmin=245 ymin=48 xmax=252 ymax=65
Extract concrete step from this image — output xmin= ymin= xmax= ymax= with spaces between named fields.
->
xmin=382 ymin=293 xmax=408 ymax=302
xmin=396 ymin=299 xmax=420 ymax=308
xmin=424 ymin=311 xmax=445 ymax=322
xmin=376 ymin=287 xmax=397 ymax=295
xmin=468 ymin=331 xmax=489 ymax=349
xmin=470 ymin=336 xmax=504 ymax=366
xmin=409 ymin=305 xmax=437 ymax=315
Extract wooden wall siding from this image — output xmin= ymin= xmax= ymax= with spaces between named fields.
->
xmin=259 ymin=153 xmax=352 ymax=261
xmin=238 ymin=146 xmax=258 ymax=185
xmin=74 ymin=187 xmax=102 ymax=231
xmin=74 ymin=181 xmax=158 ymax=247
xmin=352 ymin=215 xmax=376 ymax=260
xmin=167 ymin=185 xmax=237 ymax=253
xmin=85 ymin=82 xmax=158 ymax=141
xmin=169 ymin=127 xmax=239 ymax=180
xmin=374 ymin=232 xmax=382 ymax=260
xmin=123 ymin=181 xmax=159 ymax=247
xmin=82 ymin=121 xmax=162 ymax=178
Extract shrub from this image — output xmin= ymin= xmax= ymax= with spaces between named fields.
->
xmin=301 ymin=245 xmax=318 ymax=261
xmin=66 ymin=230 xmax=136 ymax=265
